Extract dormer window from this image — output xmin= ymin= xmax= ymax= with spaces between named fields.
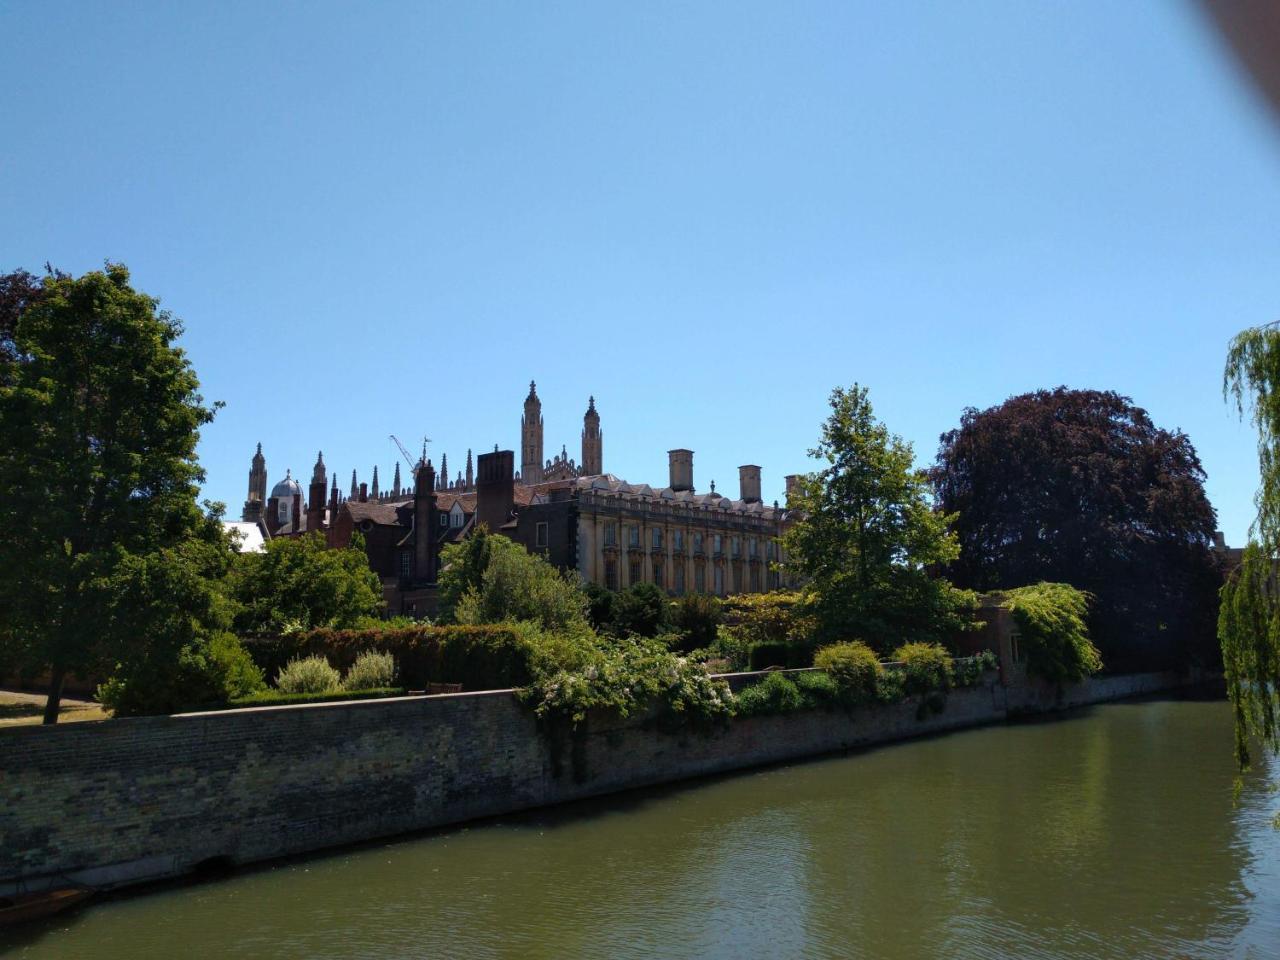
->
xmin=439 ymin=514 xmax=448 ymax=527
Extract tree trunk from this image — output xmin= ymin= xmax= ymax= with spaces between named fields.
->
xmin=42 ymin=666 xmax=66 ymax=725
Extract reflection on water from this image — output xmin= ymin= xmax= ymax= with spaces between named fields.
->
xmin=4 ymin=699 xmax=1279 ymax=960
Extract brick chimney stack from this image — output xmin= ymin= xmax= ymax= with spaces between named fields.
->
xmin=738 ymin=465 xmax=762 ymax=504
xmin=476 ymin=449 xmax=516 ymax=533
xmin=668 ymin=449 xmax=694 ymax=492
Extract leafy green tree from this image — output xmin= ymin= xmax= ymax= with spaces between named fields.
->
xmin=670 ymin=593 xmax=723 ymax=652
xmin=227 ymin=532 xmax=384 ymax=633
xmin=781 ymin=384 xmax=977 ymax=651
xmin=0 ymin=265 xmax=218 ymax=722
xmin=1221 ymin=323 xmax=1280 ymax=767
xmin=582 ymin=580 xmax=619 ymax=633
xmin=612 ymin=582 xmax=671 ymax=638
xmin=96 ymin=517 xmax=264 ymax=716
xmin=438 ymin=526 xmax=495 ymax=623
xmin=448 ymin=533 xmax=588 ymax=632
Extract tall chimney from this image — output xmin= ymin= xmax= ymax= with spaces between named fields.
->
xmin=669 ymin=449 xmax=694 ymax=493
xmin=784 ymin=474 xmax=801 ymax=503
xmin=414 ymin=458 xmax=437 ymax=582
xmin=476 ymin=449 xmax=516 ymax=533
xmin=738 ymin=465 xmax=762 ymax=504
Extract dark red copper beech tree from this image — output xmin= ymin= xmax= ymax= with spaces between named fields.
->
xmin=931 ymin=387 xmax=1222 ymax=673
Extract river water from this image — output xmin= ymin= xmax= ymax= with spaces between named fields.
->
xmin=4 ymin=697 xmax=1280 ymax=959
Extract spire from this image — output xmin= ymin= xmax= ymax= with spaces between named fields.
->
xmin=581 ymin=394 xmax=602 ymax=475
xmin=440 ymin=452 xmax=448 ymax=486
xmin=466 ymin=449 xmax=474 ymax=489
xmin=371 ymin=465 xmax=380 ymax=498
xmin=311 ymin=450 xmax=325 ymax=486
xmin=350 ymin=469 xmax=358 ymax=499
xmin=392 ymin=461 xmax=402 ymax=497
xmin=522 ymin=379 xmax=544 ymax=483
xmin=243 ymin=442 xmax=268 ymax=522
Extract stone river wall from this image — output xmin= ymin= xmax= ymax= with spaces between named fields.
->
xmin=0 ymin=668 xmax=1184 ymax=895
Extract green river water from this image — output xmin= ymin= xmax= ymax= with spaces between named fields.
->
xmin=4 ymin=697 xmax=1280 ymax=959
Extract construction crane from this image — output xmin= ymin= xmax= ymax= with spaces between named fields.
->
xmin=389 ymin=434 xmax=429 ymax=471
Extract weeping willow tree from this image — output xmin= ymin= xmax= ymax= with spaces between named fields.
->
xmin=1222 ymin=323 xmax=1280 ymax=768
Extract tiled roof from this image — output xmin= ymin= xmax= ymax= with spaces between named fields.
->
xmin=345 ymin=498 xmax=412 ymax=526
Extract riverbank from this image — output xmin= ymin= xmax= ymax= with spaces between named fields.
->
xmin=0 ymin=665 xmax=1196 ymax=899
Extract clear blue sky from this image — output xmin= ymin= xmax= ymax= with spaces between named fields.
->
xmin=3 ymin=1 xmax=1278 ymax=544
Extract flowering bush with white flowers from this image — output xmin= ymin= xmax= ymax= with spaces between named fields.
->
xmin=521 ymin=636 xmax=733 ymax=728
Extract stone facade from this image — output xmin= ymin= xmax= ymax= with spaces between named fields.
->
xmin=237 ymin=381 xmax=797 ymax=609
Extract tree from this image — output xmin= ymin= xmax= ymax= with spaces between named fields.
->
xmin=782 ymin=384 xmax=977 ymax=651
xmin=445 ymin=532 xmax=588 ymax=632
xmin=0 ymin=265 xmax=218 ymax=722
xmin=1220 ymin=324 xmax=1280 ymax=767
xmin=437 ymin=526 xmax=495 ymax=623
xmin=612 ymin=582 xmax=671 ymax=638
xmin=226 ymin=532 xmax=384 ymax=634
xmin=95 ymin=514 xmax=264 ymax=716
xmin=932 ymin=387 xmax=1221 ymax=672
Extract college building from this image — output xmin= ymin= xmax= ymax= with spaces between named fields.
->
xmin=238 ymin=381 xmax=797 ymax=615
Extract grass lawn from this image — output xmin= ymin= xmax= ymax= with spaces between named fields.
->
xmin=0 ymin=689 xmax=111 ymax=726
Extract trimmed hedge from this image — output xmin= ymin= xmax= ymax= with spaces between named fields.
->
xmin=226 ymin=687 xmax=404 ymax=709
xmin=241 ymin=625 xmax=559 ymax=692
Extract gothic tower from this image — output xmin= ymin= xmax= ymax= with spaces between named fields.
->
xmin=307 ymin=451 xmax=327 ymax=533
xmin=465 ymin=449 xmax=474 ymax=490
xmin=581 ymin=395 xmax=602 ymax=476
xmin=242 ymin=443 xmax=267 ymax=522
xmin=521 ymin=380 xmax=544 ymax=484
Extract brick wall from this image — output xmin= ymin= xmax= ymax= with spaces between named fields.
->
xmin=0 ymin=669 xmax=1182 ymax=895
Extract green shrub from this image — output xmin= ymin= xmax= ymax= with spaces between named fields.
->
xmin=875 ymin=669 xmax=906 ymax=704
xmin=226 ymin=687 xmax=403 ymax=709
xmin=342 ymin=650 xmax=397 ymax=691
xmin=520 ymin=637 xmax=733 ymax=727
xmin=697 ymin=625 xmax=751 ymax=671
xmin=814 ymin=641 xmax=883 ymax=704
xmin=276 ymin=655 xmax=341 ymax=694
xmin=734 ymin=671 xmax=806 ymax=717
xmin=890 ymin=642 xmax=954 ymax=695
xmin=99 ymin=631 xmax=265 ymax=717
xmin=793 ymin=669 xmax=838 ymax=701
xmin=953 ymin=649 xmax=999 ymax=686
xmin=671 ymin=593 xmax=723 ymax=651
xmin=1002 ymin=582 xmax=1102 ymax=684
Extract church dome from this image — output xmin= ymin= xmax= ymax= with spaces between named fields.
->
xmin=271 ymin=470 xmax=301 ymax=499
